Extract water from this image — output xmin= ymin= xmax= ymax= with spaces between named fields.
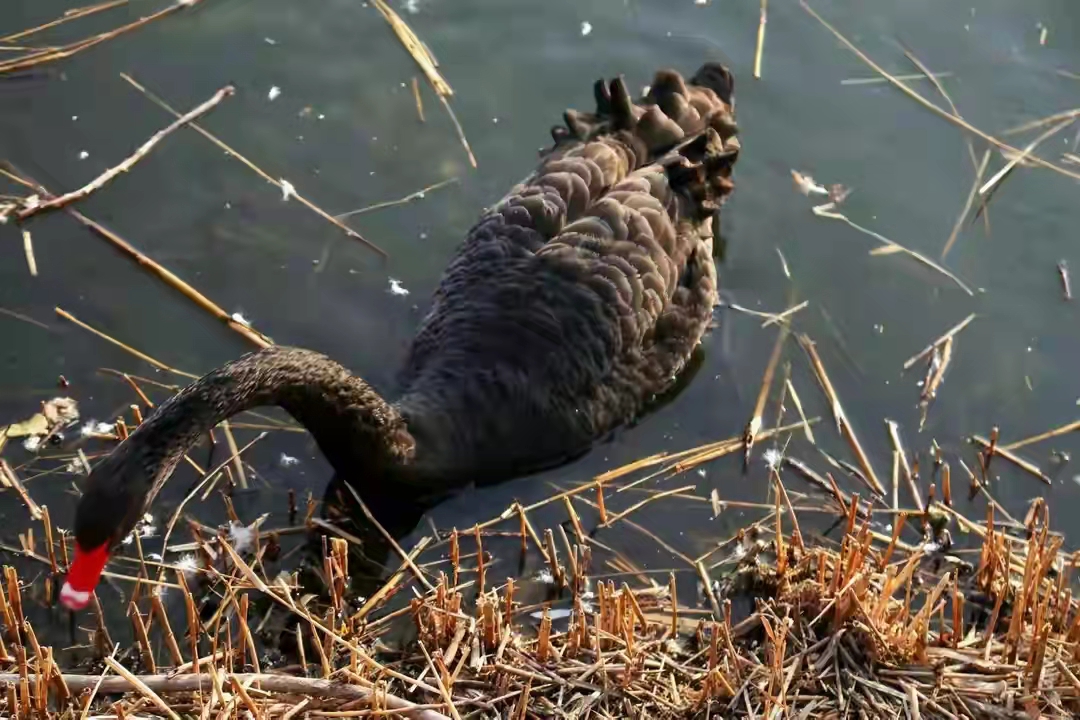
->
xmin=2 ymin=0 xmax=1079 ymax=652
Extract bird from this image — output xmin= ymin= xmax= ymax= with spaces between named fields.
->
xmin=60 ymin=61 xmax=741 ymax=611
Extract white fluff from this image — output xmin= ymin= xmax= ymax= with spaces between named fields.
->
xmin=280 ymin=179 xmax=296 ymax=201
xmin=175 ymin=553 xmax=201 ymax=580
xmin=228 ymin=522 xmax=256 ymax=554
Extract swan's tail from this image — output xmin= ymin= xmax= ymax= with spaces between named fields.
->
xmin=556 ymin=63 xmax=736 ymax=155
xmin=553 ymin=62 xmax=740 ymax=219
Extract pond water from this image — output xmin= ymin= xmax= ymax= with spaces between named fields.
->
xmin=1 ymin=0 xmax=1079 ymax=652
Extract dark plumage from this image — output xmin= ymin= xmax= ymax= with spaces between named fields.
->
xmin=61 ymin=62 xmax=741 ymax=610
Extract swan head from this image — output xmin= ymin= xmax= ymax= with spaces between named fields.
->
xmin=61 ymin=447 xmax=155 ymax=610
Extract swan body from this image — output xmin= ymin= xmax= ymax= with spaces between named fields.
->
xmin=60 ymin=62 xmax=740 ymax=610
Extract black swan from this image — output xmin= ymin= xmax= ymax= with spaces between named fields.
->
xmin=60 ymin=62 xmax=741 ymax=610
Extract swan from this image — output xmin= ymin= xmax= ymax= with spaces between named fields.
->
xmin=60 ymin=61 xmax=740 ymax=610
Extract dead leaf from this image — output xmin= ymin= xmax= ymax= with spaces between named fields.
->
xmin=2 ymin=413 xmax=48 ymax=438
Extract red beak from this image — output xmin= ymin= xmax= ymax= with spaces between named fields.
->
xmin=60 ymin=543 xmax=110 ymax=610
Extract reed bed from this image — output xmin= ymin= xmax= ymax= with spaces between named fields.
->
xmin=0 ymin=358 xmax=1077 ymax=719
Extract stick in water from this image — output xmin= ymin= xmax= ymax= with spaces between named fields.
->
xmin=18 ymin=86 xmax=235 ymax=220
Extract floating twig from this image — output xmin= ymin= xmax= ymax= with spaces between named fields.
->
xmin=335 ymin=177 xmax=459 ymax=220
xmin=0 ymin=460 xmax=43 ymax=520
xmin=902 ymin=313 xmax=976 ymax=371
xmin=9 ymin=164 xmax=273 ymax=349
xmin=0 ymin=307 xmax=49 ymax=330
xmin=370 ymin=0 xmax=451 ymax=97
xmin=370 ymin=0 xmax=475 ymax=168
xmin=1002 ymin=419 xmax=1080 ymax=452
xmin=16 ymin=86 xmax=235 ymax=221
xmin=0 ymin=0 xmax=204 ymax=76
xmin=761 ymin=300 xmax=809 ymax=328
xmin=970 ymin=435 xmax=1052 ymax=485
xmin=813 ymin=205 xmax=974 ymax=296
xmin=799 ymin=0 xmax=1080 ymax=184
xmin=54 ymin=307 xmax=198 ymax=378
xmin=753 ymin=0 xmax=768 ymax=80
xmin=918 ymin=336 xmax=953 ymax=431
xmin=412 ymin=76 xmax=426 ymax=122
xmin=1058 ymin=261 xmax=1072 ymax=301
xmin=438 ymin=94 xmax=478 ymax=169
xmin=119 ymin=73 xmax=386 ymax=258
xmin=0 ymin=0 xmax=128 ymax=45
xmin=977 ymin=117 xmax=1076 ymax=201
xmin=743 ymin=324 xmax=789 ymax=469
xmin=21 ymin=229 xmax=36 ymax=277
xmin=941 ymin=149 xmax=991 ymax=260
xmin=840 ymin=72 xmax=953 ymax=86
xmin=785 ymin=378 xmax=815 ymax=445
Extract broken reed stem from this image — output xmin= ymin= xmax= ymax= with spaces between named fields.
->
xmin=902 ymin=47 xmax=981 ymax=174
xmin=21 ymin=230 xmax=36 ymax=277
xmin=772 ymin=470 xmax=804 ymax=551
xmin=785 ymin=378 xmax=816 ymax=444
xmin=369 ymin=0 xmax=474 ymax=168
xmin=744 ymin=322 xmax=789 ymax=466
xmin=0 ymin=0 xmax=128 ymax=44
xmin=8 ymin=672 xmax=453 ymax=720
xmin=335 ymin=177 xmax=459 ymax=220
xmin=18 ymin=86 xmax=235 ymax=220
xmin=971 ymin=435 xmax=1052 ymax=485
xmin=1003 ymin=419 xmax=1080 ymax=452
xmin=753 ymin=0 xmax=767 ymax=80
xmin=438 ymin=94 xmax=478 ymax=169
xmin=78 ymin=209 xmax=272 ymax=346
xmin=54 ymin=307 xmax=198 ymax=379
xmin=412 ymin=76 xmax=426 ymax=122
xmin=6 ymin=162 xmax=272 ymax=347
xmin=474 ymin=523 xmax=486 ymax=594
xmin=798 ymin=334 xmax=885 ymax=496
xmin=799 ymin=0 xmax=1080 ymax=184
xmin=220 ymin=420 xmax=248 ymax=489
xmin=817 ymin=206 xmax=974 ymax=295
xmin=0 ymin=460 xmax=43 ymax=520
xmin=118 ymin=73 xmax=386 ymax=258
xmin=942 ymin=149 xmax=991 ymax=260
xmin=370 ymin=0 xmax=451 ymax=96
xmin=902 ymin=313 xmax=977 ymax=370
xmin=978 ymin=117 xmax=1077 ymax=199
xmin=40 ymin=506 xmax=57 ymax=574
xmin=602 ymin=485 xmax=697 ymax=527
xmin=353 ymin=536 xmax=431 ymax=621
xmin=342 ymin=483 xmax=435 ymax=592
xmin=0 ymin=0 xmax=203 ymax=76
xmin=102 ymin=657 xmax=179 ymax=720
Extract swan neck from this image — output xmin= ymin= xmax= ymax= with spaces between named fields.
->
xmin=148 ymin=346 xmax=413 ymax=477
